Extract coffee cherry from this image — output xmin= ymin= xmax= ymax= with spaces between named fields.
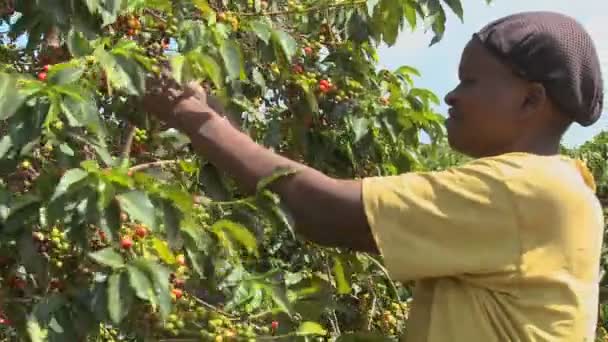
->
xmin=172 ymin=288 xmax=183 ymax=299
xmin=292 ymin=64 xmax=304 ymax=74
xmin=37 ymin=72 xmax=47 ymax=81
xmin=304 ymin=47 xmax=313 ymax=56
xmin=42 ymin=64 xmax=50 ymax=72
xmin=120 ymin=237 xmax=133 ymax=249
xmin=271 ymin=321 xmax=279 ymax=330
xmin=134 ymin=225 xmax=148 ymax=238
xmin=176 ymin=254 xmax=186 ymax=266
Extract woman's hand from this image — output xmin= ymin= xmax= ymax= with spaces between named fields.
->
xmin=140 ymin=74 xmax=219 ymax=131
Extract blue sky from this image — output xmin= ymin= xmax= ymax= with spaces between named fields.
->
xmin=377 ymin=0 xmax=608 ymax=147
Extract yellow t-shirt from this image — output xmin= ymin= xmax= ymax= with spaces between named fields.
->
xmin=362 ymin=152 xmax=605 ymax=342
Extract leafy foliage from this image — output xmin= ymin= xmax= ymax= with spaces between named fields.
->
xmin=0 ymin=0 xmax=499 ymax=341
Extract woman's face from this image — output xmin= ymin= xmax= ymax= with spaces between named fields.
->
xmin=444 ymin=38 xmax=532 ymax=158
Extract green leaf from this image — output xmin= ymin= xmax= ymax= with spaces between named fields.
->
xmin=0 ymin=73 xmax=27 ymax=120
xmin=272 ymin=29 xmax=298 ymax=61
xmin=252 ymin=68 xmax=266 ymax=92
xmin=114 ymin=55 xmax=146 ymax=95
xmin=192 ymin=0 xmax=212 ymax=14
xmin=267 ymin=283 xmax=293 ymax=318
xmin=116 ymin=190 xmax=157 ymax=231
xmin=351 ymin=117 xmax=370 ymax=143
xmin=396 ymin=65 xmax=421 ymax=77
xmin=127 ymin=265 xmax=155 ymax=302
xmin=98 ymin=0 xmax=124 ymax=26
xmin=50 ymin=169 xmax=89 ymax=201
xmin=95 ymin=47 xmax=145 ymax=96
xmin=200 ymin=54 xmax=224 ymax=88
xmin=428 ymin=4 xmax=447 ymax=46
xmin=211 ymin=219 xmax=258 ymax=256
xmin=257 ymin=190 xmax=296 ymax=239
xmin=332 ymin=255 xmax=352 ymax=295
xmin=256 ymin=167 xmax=297 ymax=193
xmin=99 ymin=198 xmax=121 ymax=241
xmin=67 ymin=29 xmax=93 ymax=57
xmin=297 ymin=321 xmax=327 ymax=336
xmin=403 ymin=2 xmax=417 ymax=29
xmin=60 ymin=92 xmax=102 ymax=133
xmin=132 ymin=259 xmax=172 ymax=319
xmin=48 ymin=63 xmax=86 ymax=85
xmin=88 ymin=248 xmax=125 ymax=269
xmin=161 ymin=200 xmax=183 ymax=249
xmin=107 ymin=272 xmax=133 ymax=324
xmin=249 ymin=20 xmax=272 ymax=44
xmin=170 ymin=54 xmax=186 ymax=85
xmin=442 ymin=0 xmax=464 ymax=21
xmin=220 ymin=40 xmax=245 ymax=80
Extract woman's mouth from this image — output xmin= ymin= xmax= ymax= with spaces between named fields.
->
xmin=448 ymin=108 xmax=460 ymax=118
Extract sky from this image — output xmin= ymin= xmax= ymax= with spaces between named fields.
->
xmin=377 ymin=0 xmax=608 ymax=148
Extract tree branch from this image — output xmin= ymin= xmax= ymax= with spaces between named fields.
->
xmin=128 ymin=160 xmax=181 ymax=173
xmin=120 ymin=125 xmax=137 ymax=164
xmin=238 ymin=0 xmax=367 ymax=17
xmin=143 ymin=8 xmax=167 ymax=24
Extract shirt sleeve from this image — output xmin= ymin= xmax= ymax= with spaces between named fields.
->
xmin=361 ymin=158 xmax=520 ymax=282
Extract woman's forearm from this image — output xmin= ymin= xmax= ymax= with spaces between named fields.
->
xmin=178 ymin=110 xmax=378 ymax=253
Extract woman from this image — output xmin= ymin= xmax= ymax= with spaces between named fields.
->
xmin=142 ymin=11 xmax=605 ymax=342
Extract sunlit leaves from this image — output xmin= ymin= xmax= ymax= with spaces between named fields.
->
xmin=0 ymin=0 xmax=489 ymax=339
xmin=211 ymin=219 xmax=258 ymax=256
xmin=297 ymin=321 xmax=327 ymax=336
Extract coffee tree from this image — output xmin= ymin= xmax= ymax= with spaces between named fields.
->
xmin=0 ymin=0 xmax=473 ymax=340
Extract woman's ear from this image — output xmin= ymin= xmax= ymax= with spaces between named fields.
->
xmin=521 ymin=82 xmax=548 ymax=114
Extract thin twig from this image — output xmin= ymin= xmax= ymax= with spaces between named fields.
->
xmin=366 ymin=279 xmax=377 ymax=331
xmin=120 ymin=125 xmax=137 ymax=164
xmin=190 ymin=295 xmax=239 ymax=320
xmin=238 ymin=0 xmax=367 ymax=17
xmin=324 ymin=254 xmax=341 ymax=336
xmin=143 ymin=8 xmax=167 ymax=24
xmin=128 ymin=160 xmax=181 ymax=173
xmin=365 ymin=254 xmax=408 ymax=320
